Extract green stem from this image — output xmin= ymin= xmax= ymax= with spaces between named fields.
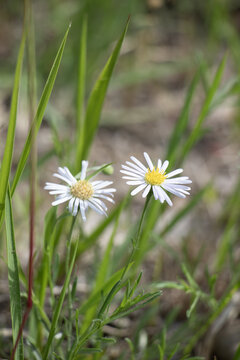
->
xmin=122 ymin=193 xmax=152 ymax=279
xmin=184 ymin=279 xmax=240 ymax=354
xmin=66 ymin=217 xmax=76 ymax=352
xmin=42 ymin=216 xmax=78 ymax=359
xmin=5 ymin=187 xmax=24 ymax=360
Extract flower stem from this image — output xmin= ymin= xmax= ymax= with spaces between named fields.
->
xmin=66 ymin=217 xmax=77 ymax=352
xmin=121 ymin=193 xmax=152 ymax=280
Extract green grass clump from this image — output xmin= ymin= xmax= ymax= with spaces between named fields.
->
xmin=1 ymin=1 xmax=240 ymax=360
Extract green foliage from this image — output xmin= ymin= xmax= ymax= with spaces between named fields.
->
xmin=1 ymin=2 xmax=240 ymax=359
xmin=5 ymin=188 xmax=23 ymax=360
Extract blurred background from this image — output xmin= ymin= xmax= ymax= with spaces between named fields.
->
xmin=1 ymin=0 xmax=240 ymax=359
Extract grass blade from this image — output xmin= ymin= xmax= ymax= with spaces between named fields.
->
xmin=75 ymin=16 xmax=87 ymax=171
xmin=180 ymin=54 xmax=227 ymax=162
xmin=42 ymin=239 xmax=79 ymax=360
xmin=82 ymin=17 xmax=130 ymax=159
xmin=81 ymin=202 xmax=122 ymax=331
xmin=11 ymin=24 xmax=70 ymax=196
xmin=166 ymin=70 xmax=200 ymax=164
xmin=0 ymin=27 xmax=26 ymax=218
xmin=5 ymin=187 xmax=23 ymax=359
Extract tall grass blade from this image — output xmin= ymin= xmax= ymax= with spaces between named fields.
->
xmin=82 ymin=18 xmax=130 ymax=159
xmin=42 ymin=239 xmax=79 ymax=360
xmin=11 ymin=24 xmax=70 ymax=196
xmin=75 ymin=16 xmax=87 ymax=171
xmin=5 ymin=187 xmax=23 ymax=360
xmin=166 ymin=70 xmax=200 ymax=164
xmin=180 ymin=55 xmax=227 ymax=162
xmin=0 ymin=28 xmax=26 ymax=219
xmin=81 ymin=204 xmax=122 ymax=331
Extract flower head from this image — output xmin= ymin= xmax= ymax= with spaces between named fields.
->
xmin=121 ymin=152 xmax=192 ymax=206
xmin=45 ymin=161 xmax=116 ymax=221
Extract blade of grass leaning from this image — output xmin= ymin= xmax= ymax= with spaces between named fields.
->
xmin=179 ymin=54 xmax=227 ymax=162
xmin=0 ymin=27 xmax=26 ymax=219
xmin=81 ymin=17 xmax=130 ymax=160
xmin=42 ymin=239 xmax=79 ymax=360
xmin=78 ymin=264 xmax=133 ymax=315
xmin=159 ymin=184 xmax=211 ymax=238
xmin=5 ymin=187 xmax=23 ymax=360
xmin=75 ymin=16 xmax=87 ymax=171
xmin=11 ymin=24 xmax=70 ymax=196
xmin=81 ymin=201 xmax=123 ymax=331
xmin=166 ymin=70 xmax=200 ymax=164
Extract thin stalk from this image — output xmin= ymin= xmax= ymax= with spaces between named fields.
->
xmin=42 ymin=217 xmax=78 ymax=359
xmin=121 ymin=193 xmax=152 ymax=280
xmin=11 ymin=1 xmax=37 ymax=357
xmin=66 ymin=217 xmax=76 ymax=352
xmin=184 ymin=279 xmax=240 ymax=355
xmin=68 ymin=194 xmax=152 ymax=359
xmin=27 ymin=0 xmax=37 ymax=320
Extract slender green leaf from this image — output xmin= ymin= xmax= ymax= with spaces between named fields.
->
xmin=42 ymin=239 xmax=78 ymax=360
xmin=166 ymin=70 xmax=200 ymax=163
xmin=5 ymin=187 xmax=23 ymax=359
xmin=180 ymin=54 xmax=227 ymax=161
xmin=0 ymin=28 xmax=26 ymax=218
xmin=82 ymin=18 xmax=130 ymax=159
xmin=233 ymin=344 xmax=240 ymax=360
xmin=75 ymin=16 xmax=87 ymax=171
xmin=78 ymin=264 xmax=132 ymax=315
xmin=81 ymin=200 xmax=122 ymax=331
xmin=160 ymin=184 xmax=211 ymax=238
xmin=11 ymin=24 xmax=70 ymax=196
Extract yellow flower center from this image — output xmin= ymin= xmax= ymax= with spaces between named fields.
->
xmin=145 ymin=167 xmax=166 ymax=185
xmin=71 ymin=180 xmax=93 ymax=200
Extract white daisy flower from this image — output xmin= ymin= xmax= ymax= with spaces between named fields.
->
xmin=120 ymin=152 xmax=192 ymax=206
xmin=44 ymin=161 xmax=116 ymax=221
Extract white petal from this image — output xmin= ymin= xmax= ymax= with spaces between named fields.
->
xmin=157 ymin=159 xmax=162 ymax=169
xmin=68 ymin=197 xmax=75 ymax=214
xmin=144 ymin=152 xmax=154 ymax=171
xmin=73 ymin=198 xmax=80 ymax=216
xmin=161 ymin=160 xmax=169 ymax=173
xmin=121 ymin=165 xmax=144 ymax=177
xmin=122 ymin=176 xmax=144 ymax=181
xmin=165 ymin=178 xmax=192 ymax=185
xmin=52 ymin=195 xmax=72 ymax=206
xmin=142 ymin=184 xmax=151 ymax=198
xmin=49 ymin=190 xmax=69 ymax=195
xmin=79 ymin=200 xmax=86 ymax=221
xmin=166 ymin=168 xmax=183 ymax=178
xmin=53 ymin=173 xmax=73 ymax=186
xmin=157 ymin=187 xmax=173 ymax=206
xmin=154 ymin=186 xmax=164 ymax=203
xmin=125 ymin=161 xmax=146 ymax=175
xmin=88 ymin=200 xmax=106 ymax=216
xmin=126 ymin=180 xmax=145 ymax=185
xmin=44 ymin=183 xmax=69 ymax=190
xmin=161 ymin=184 xmax=186 ymax=198
xmin=93 ymin=194 xmax=115 ymax=203
xmin=130 ymin=156 xmax=148 ymax=172
xmin=93 ymin=197 xmax=108 ymax=211
xmin=177 ymin=189 xmax=190 ymax=195
xmin=130 ymin=183 xmax=147 ymax=196
xmin=64 ymin=167 xmax=77 ymax=184
xmin=152 ymin=186 xmax=158 ymax=200
xmin=92 ymin=181 xmax=113 ymax=190
xmin=80 ymin=160 xmax=88 ymax=180
xmin=95 ymin=188 xmax=116 ymax=194
xmin=166 ymin=184 xmax=191 ymax=191
xmin=120 ymin=169 xmax=144 ymax=178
